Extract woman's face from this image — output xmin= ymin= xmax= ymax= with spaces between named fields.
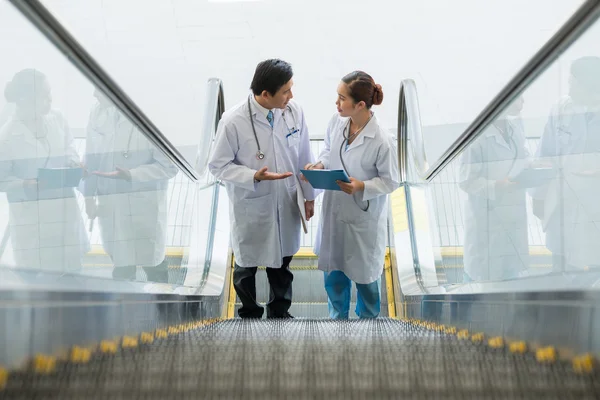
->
xmin=336 ymin=82 xmax=360 ymax=118
xmin=17 ymin=78 xmax=52 ymax=117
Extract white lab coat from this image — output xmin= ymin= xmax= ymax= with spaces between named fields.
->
xmin=208 ymin=98 xmax=316 ymax=268
xmin=459 ymin=120 xmax=530 ymax=281
xmin=533 ymin=97 xmax=600 ymax=268
xmin=314 ymin=113 xmax=399 ymax=284
xmin=83 ymin=105 xmax=178 ymax=267
xmin=0 ymin=112 xmax=89 ymax=271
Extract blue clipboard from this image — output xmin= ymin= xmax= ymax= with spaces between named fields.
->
xmin=300 ymin=169 xmax=350 ymax=191
xmin=510 ymin=167 xmax=557 ymax=188
xmin=37 ymin=167 xmax=83 ymax=189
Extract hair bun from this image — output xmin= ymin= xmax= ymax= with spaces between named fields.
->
xmin=372 ymin=83 xmax=383 ymax=106
xmin=4 ymin=80 xmax=18 ymax=103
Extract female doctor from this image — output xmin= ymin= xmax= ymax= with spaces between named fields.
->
xmin=306 ymin=71 xmax=399 ymax=319
xmin=0 ymin=69 xmax=89 ymax=272
xmin=82 ymin=89 xmax=178 ymax=282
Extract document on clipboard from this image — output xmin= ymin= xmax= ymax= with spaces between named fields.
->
xmin=37 ymin=167 xmax=83 ymax=190
xmin=300 ymin=169 xmax=350 ymax=191
xmin=295 ymin=175 xmax=308 ymax=234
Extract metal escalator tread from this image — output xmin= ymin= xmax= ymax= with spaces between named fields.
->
xmin=2 ymin=319 xmax=599 ymax=400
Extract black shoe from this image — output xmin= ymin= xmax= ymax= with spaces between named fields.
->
xmin=268 ymin=312 xmax=294 ymax=319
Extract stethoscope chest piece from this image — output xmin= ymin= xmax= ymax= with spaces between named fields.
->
xmin=256 ymin=151 xmax=265 ymax=160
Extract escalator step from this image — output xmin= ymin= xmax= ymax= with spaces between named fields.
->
xmin=1 ymin=319 xmax=598 ymax=399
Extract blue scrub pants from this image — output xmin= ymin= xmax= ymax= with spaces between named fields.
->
xmin=323 ymin=271 xmax=381 ymax=319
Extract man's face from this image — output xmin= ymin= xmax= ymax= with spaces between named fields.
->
xmin=263 ymin=79 xmax=294 ymax=109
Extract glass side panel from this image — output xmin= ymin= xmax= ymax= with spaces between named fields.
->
xmin=426 ymin=17 xmax=600 ymax=289
xmin=0 ymin=2 xmax=212 ymax=287
xmin=40 ymin=0 xmax=582 ymax=154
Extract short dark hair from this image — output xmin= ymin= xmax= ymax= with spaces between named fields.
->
xmin=250 ymin=59 xmax=293 ymax=96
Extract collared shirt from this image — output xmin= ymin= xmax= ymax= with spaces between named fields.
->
xmin=251 ymin=95 xmax=272 ymax=121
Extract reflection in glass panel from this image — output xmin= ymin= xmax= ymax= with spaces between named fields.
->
xmin=0 ymin=3 xmax=207 ymax=286
xmin=81 ymin=89 xmax=178 ymax=282
xmin=428 ymin=18 xmax=600 ymax=288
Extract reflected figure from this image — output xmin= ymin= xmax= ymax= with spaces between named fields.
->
xmin=533 ymin=56 xmax=600 ymax=271
xmin=0 ymin=69 xmax=89 ymax=272
xmin=82 ymin=89 xmax=177 ymax=282
xmin=459 ymin=97 xmax=530 ymax=281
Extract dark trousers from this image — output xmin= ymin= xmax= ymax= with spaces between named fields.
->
xmin=234 ymin=256 xmax=293 ymax=318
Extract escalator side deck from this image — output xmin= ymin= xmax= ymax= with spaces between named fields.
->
xmin=1 ymin=319 xmax=598 ymax=400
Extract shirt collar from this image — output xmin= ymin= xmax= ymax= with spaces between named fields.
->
xmin=251 ymin=95 xmax=272 ymax=119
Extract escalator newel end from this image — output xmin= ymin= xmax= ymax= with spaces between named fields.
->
xmin=0 ymin=367 xmax=7 ymax=391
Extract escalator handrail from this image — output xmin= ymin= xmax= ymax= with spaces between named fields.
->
xmin=398 ymin=79 xmax=428 ymax=183
xmin=420 ymin=0 xmax=600 ymax=182
xmin=8 ymin=0 xmax=200 ymax=182
xmin=198 ymin=78 xmax=226 ymax=291
xmin=196 ymin=79 xmax=225 ymax=177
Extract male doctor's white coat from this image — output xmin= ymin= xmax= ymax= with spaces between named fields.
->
xmin=208 ymin=98 xmax=316 ymax=268
xmin=83 ymin=106 xmax=178 ymax=268
xmin=314 ymin=113 xmax=399 ymax=284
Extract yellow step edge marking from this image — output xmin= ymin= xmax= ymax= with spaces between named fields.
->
xmin=140 ymin=332 xmax=154 ymax=344
xmin=536 ymin=346 xmax=557 ymax=363
xmin=0 ymin=368 xmax=7 ymax=390
xmin=33 ymin=354 xmax=56 ymax=374
xmin=439 ymin=246 xmax=551 ymax=257
xmin=509 ymin=341 xmax=527 ymax=354
xmin=155 ymin=329 xmax=168 ymax=339
xmin=457 ymin=330 xmax=470 ymax=339
xmin=100 ymin=340 xmax=118 ymax=354
xmin=227 ymin=256 xmax=237 ymax=319
xmin=573 ymin=353 xmax=596 ymax=374
xmin=122 ymin=336 xmax=139 ymax=349
xmin=471 ymin=333 xmax=485 ymax=343
xmin=444 ymin=327 xmax=457 ymax=335
xmin=70 ymin=346 xmax=91 ymax=364
xmin=384 ymin=249 xmax=396 ymax=319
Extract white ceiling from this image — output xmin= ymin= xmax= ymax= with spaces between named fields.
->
xmin=1 ymin=0 xmax=587 ymax=156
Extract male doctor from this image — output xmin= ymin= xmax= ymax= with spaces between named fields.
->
xmin=209 ymin=59 xmax=316 ymax=318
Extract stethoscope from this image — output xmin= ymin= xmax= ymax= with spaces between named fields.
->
xmin=91 ymin=108 xmax=135 ymax=159
xmin=339 ymin=115 xmax=373 ymax=212
xmin=248 ymin=96 xmax=299 ymax=160
xmin=122 ymin=126 xmax=134 ymax=159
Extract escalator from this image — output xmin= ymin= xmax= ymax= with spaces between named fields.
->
xmin=2 ymin=319 xmax=598 ymax=399
xmin=2 ymin=1 xmax=600 ymax=399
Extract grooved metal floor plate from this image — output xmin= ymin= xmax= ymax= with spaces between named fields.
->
xmin=2 ymin=319 xmax=599 ymax=399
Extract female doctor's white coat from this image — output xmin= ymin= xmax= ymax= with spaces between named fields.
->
xmin=82 ymin=106 xmax=178 ymax=268
xmin=314 ymin=113 xmax=399 ymax=284
xmin=0 ymin=112 xmax=89 ymax=271
xmin=208 ymin=98 xmax=316 ymax=269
